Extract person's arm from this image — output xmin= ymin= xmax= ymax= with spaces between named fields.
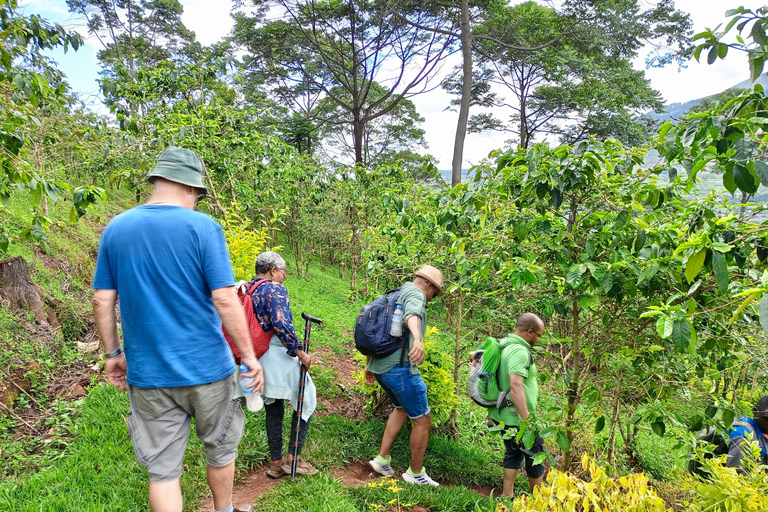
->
xmin=212 ymin=286 xmax=264 ymax=393
xmin=406 ymin=315 xmax=425 ymax=364
xmin=508 ymin=373 xmax=530 ymax=420
xmin=92 ymin=288 xmax=127 ymax=391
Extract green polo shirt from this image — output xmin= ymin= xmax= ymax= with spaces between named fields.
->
xmin=489 ymin=334 xmax=538 ymax=427
xmin=366 ymin=282 xmax=427 ymax=376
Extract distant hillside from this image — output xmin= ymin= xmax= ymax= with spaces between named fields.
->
xmin=650 ymin=74 xmax=768 ymax=122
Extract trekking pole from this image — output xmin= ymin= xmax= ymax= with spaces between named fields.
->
xmin=291 ymin=311 xmax=323 ymax=480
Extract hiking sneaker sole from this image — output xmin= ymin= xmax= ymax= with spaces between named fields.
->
xmin=369 ymin=458 xmax=395 ymax=477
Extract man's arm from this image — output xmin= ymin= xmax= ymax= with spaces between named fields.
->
xmin=508 ymin=373 xmax=530 ymax=420
xmin=212 ymin=286 xmax=264 ymax=393
xmin=92 ymin=288 xmax=127 ymax=391
xmin=406 ymin=315 xmax=425 ymax=364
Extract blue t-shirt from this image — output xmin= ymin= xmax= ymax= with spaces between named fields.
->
xmin=93 ymin=205 xmax=236 ymax=388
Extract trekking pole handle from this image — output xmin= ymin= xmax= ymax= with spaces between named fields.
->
xmin=301 ymin=312 xmax=324 ymax=325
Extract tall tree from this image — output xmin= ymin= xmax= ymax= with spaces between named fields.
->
xmin=315 ymin=82 xmax=430 ymax=168
xmin=445 ymin=1 xmax=665 ymax=148
xmin=66 ymin=0 xmax=197 ymax=74
xmin=231 ymin=0 xmax=453 ymax=166
xmin=389 ymin=0 xmax=692 ymax=184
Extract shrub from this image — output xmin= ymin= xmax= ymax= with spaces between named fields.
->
xmin=222 ymin=205 xmax=279 ymax=281
xmin=683 ymin=442 xmax=768 ymax=512
xmin=513 ymin=454 xmax=671 ymax=511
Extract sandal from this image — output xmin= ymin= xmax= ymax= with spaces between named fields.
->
xmin=266 ymin=461 xmax=287 ymax=479
xmin=281 ymin=457 xmax=318 ymax=476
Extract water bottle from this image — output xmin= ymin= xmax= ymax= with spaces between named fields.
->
xmin=239 ymin=364 xmax=264 ymax=412
xmin=390 ymin=303 xmax=404 ymax=337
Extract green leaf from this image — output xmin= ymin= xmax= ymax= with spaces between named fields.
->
xmin=595 ymin=416 xmax=606 ymax=433
xmin=671 ymin=318 xmax=691 ymax=353
xmin=705 ymin=406 xmax=717 ymax=419
xmin=723 ymin=409 xmax=736 ymax=429
xmin=734 ymin=138 xmax=753 ymax=163
xmin=556 ymin=431 xmax=570 ymax=451
xmin=712 ymin=250 xmax=729 ymax=292
xmin=755 ymin=160 xmax=768 ymax=186
xmin=733 ymin=163 xmax=759 ymax=194
xmin=750 ymin=55 xmax=765 ymax=83
xmin=707 ymin=46 xmax=718 ymax=64
xmin=685 ymin=249 xmax=706 ymax=283
xmin=615 ymin=210 xmax=628 ymax=228
xmin=651 ymin=420 xmax=666 ymax=437
xmin=566 ymin=265 xmax=585 ymax=290
xmin=723 ymin=168 xmax=738 ymax=194
xmin=601 ymin=272 xmax=613 ymax=293
xmin=689 ymin=415 xmax=703 ymax=432
xmin=758 ymin=294 xmax=768 ymax=335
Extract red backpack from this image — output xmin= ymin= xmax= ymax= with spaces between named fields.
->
xmin=223 ymin=279 xmax=273 ymax=363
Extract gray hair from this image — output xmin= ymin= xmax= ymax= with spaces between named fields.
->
xmin=255 ymin=251 xmax=286 ymax=275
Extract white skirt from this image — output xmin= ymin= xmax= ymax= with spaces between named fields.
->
xmin=258 ymin=334 xmax=317 ymax=421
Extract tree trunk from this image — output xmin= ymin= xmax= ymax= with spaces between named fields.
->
xmin=561 ymin=301 xmax=581 ymax=471
xmin=450 ymin=0 xmax=472 ymax=187
xmin=606 ymin=365 xmax=625 ymax=465
xmin=0 ymin=256 xmax=48 ymax=325
xmin=448 ymin=291 xmax=464 ymax=437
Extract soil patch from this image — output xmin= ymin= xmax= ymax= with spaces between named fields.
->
xmin=201 ymin=460 xmax=381 ymax=511
xmin=312 ymin=343 xmax=367 ymax=421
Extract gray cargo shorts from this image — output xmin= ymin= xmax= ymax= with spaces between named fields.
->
xmin=125 ymin=374 xmax=244 ymax=482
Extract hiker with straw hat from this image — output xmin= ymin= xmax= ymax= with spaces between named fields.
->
xmin=365 ymin=265 xmax=444 ymax=486
xmin=92 ymin=146 xmax=261 ymax=512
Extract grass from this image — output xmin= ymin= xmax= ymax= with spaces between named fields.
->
xmin=0 ymin=189 xmax=708 ymax=510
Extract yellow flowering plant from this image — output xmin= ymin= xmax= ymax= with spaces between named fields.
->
xmin=513 ymin=454 xmax=672 ymax=512
xmin=221 ymin=203 xmax=283 ymax=281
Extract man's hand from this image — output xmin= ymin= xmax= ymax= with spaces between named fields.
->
xmin=106 ymin=354 xmax=128 ymax=391
xmin=409 ymin=339 xmax=425 ymax=365
xmin=240 ymin=355 xmax=264 ymax=393
xmin=364 ymin=370 xmax=376 ymax=385
xmin=297 ymin=349 xmax=312 ymax=370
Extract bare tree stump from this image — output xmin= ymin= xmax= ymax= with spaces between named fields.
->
xmin=0 ymin=256 xmax=48 ymax=325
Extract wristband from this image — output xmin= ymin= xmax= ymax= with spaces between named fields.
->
xmin=104 ymin=346 xmax=124 ymax=359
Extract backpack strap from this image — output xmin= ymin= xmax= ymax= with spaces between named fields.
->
xmin=494 ymin=342 xmax=534 ymax=411
xmin=247 ymin=278 xmax=271 ymax=294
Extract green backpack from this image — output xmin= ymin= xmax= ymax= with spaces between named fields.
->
xmin=468 ymin=336 xmax=532 ymax=410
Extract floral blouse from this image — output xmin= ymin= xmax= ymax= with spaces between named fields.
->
xmin=249 ymin=278 xmax=301 ymax=357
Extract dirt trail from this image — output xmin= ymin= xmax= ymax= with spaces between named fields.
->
xmin=200 ymin=460 xmax=379 ymax=510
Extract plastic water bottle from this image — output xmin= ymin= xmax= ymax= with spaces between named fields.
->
xmin=390 ymin=303 xmax=404 ymax=337
xmin=239 ymin=364 xmax=263 ymax=412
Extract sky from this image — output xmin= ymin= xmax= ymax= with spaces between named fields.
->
xmin=19 ymin=0 xmax=768 ymax=170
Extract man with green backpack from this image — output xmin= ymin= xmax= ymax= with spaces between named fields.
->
xmin=489 ymin=313 xmax=547 ymax=498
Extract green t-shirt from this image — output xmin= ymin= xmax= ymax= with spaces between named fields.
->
xmin=366 ymin=282 xmax=427 ymax=376
xmin=488 ymin=334 xmax=538 ymax=427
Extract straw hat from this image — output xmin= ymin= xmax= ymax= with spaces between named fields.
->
xmin=415 ymin=265 xmax=444 ymax=296
xmin=146 ymin=146 xmax=208 ymax=195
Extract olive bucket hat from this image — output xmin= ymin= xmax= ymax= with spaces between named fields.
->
xmin=146 ymin=146 xmax=208 ymax=195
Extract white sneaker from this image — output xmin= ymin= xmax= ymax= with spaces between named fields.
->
xmin=402 ymin=468 xmax=439 ymax=486
xmin=369 ymin=456 xmax=395 ymax=477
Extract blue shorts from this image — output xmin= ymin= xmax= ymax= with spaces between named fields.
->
xmin=375 ymin=365 xmax=430 ymax=419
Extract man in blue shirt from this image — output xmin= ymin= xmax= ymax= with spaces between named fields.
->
xmin=92 ymin=147 xmax=263 ymax=512
xmin=726 ymin=395 xmax=768 ymax=473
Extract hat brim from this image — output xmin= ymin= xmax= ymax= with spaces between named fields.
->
xmin=415 ymin=270 xmax=444 ymax=295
